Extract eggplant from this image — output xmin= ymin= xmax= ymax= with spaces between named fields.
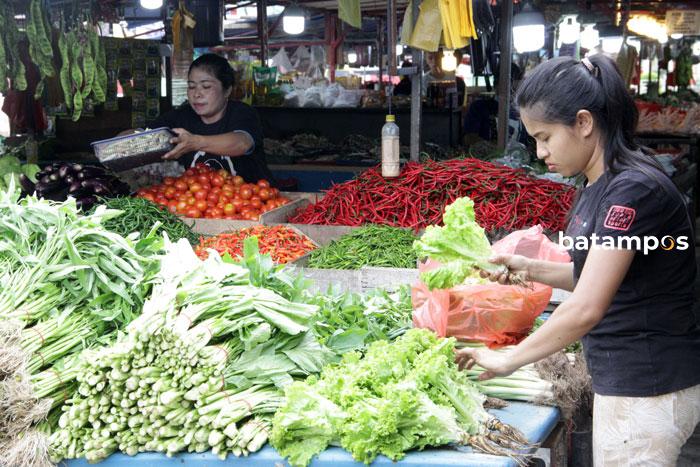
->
xmin=43 ymin=165 xmax=55 ymax=174
xmin=19 ymin=174 xmax=35 ymax=194
xmin=77 ymin=167 xmax=106 ymax=180
xmin=81 ymin=179 xmax=112 ymax=196
xmin=48 ymin=173 xmax=61 ymax=182
xmin=69 ymin=181 xmax=83 ymax=194
xmin=76 ymin=195 xmax=97 ymax=211
xmin=40 ymin=175 xmax=51 ymax=184
xmin=58 ymin=165 xmax=74 ymax=179
xmin=64 ymin=175 xmax=75 ymax=185
xmin=72 ymin=164 xmax=83 ymax=173
xmin=39 ymin=186 xmax=70 ymax=202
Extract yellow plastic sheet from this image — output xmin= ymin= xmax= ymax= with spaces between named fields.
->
xmin=338 ymin=0 xmax=362 ymax=29
xmin=409 ymin=0 xmax=443 ymax=52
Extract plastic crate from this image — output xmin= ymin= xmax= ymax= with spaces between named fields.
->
xmin=91 ymin=128 xmax=175 ymax=172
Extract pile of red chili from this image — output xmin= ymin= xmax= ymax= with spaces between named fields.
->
xmin=289 ymin=159 xmax=575 ymax=232
xmin=195 ymin=225 xmax=317 ymax=264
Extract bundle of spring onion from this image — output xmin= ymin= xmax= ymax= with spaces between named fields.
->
xmin=50 ymin=238 xmax=335 ymax=463
xmin=271 ymin=329 xmax=531 ymax=467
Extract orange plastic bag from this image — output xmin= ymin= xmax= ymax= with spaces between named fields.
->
xmin=412 ymin=226 xmax=571 ymax=348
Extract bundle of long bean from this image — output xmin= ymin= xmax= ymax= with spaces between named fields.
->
xmin=290 ymin=159 xmax=574 ymax=233
xmin=97 ymin=196 xmax=200 ymax=245
xmin=50 ymin=238 xmax=334 ymax=463
xmin=307 ymin=225 xmax=418 ymax=269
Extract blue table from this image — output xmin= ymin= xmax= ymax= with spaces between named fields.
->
xmin=63 ymin=402 xmax=559 ymax=467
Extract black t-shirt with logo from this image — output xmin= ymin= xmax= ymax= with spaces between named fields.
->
xmin=565 ymin=167 xmax=700 ymax=397
xmin=152 ymin=101 xmax=275 ymax=183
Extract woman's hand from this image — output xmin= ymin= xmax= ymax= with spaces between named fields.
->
xmin=479 ymin=254 xmax=531 ymax=285
xmin=163 ymin=128 xmax=202 ymax=160
xmin=454 ymin=347 xmax=517 ymax=380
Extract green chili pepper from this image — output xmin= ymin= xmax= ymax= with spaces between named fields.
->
xmin=307 ymin=225 xmax=418 ymax=270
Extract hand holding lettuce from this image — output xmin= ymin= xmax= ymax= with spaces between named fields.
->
xmin=413 ymin=197 xmax=526 ymax=290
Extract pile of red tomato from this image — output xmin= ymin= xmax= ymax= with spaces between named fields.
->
xmin=135 ymin=163 xmax=289 ymax=220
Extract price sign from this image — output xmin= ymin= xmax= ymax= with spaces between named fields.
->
xmin=666 ymin=10 xmax=700 ymax=35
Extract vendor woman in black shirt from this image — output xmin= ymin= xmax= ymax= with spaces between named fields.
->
xmin=456 ymin=55 xmax=700 ymax=466
xmin=152 ymin=53 xmax=274 ymax=183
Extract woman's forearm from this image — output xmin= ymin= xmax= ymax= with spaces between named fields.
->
xmin=194 ymin=132 xmax=253 ymax=157
xmin=528 ymin=259 xmax=575 ymax=291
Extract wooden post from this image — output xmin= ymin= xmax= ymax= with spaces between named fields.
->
xmin=257 ymin=0 xmax=268 ymax=64
xmin=496 ymin=0 xmax=513 ymax=150
xmin=409 ymin=0 xmax=423 ymax=162
xmin=387 ymin=0 xmax=397 ymax=76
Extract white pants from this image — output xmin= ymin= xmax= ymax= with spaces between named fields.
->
xmin=593 ymin=384 xmax=700 ymax=466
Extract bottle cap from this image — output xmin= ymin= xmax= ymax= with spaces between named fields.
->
xmin=386 ymin=114 xmax=395 ymax=122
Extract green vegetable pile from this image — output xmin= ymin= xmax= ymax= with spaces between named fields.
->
xmin=0 ymin=154 xmax=40 ymax=194
xmin=413 ymin=197 xmax=508 ymax=290
xmin=309 ymin=286 xmax=413 ymax=354
xmin=49 ymin=238 xmax=336 ymax=463
xmin=96 ymin=197 xmax=200 ymax=245
xmin=307 ymin=225 xmax=418 ymax=269
xmin=270 ymin=328 xmax=530 ymax=467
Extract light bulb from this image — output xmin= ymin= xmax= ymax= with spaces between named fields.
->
xmin=580 ymin=24 xmax=599 ymax=50
xmin=348 ymin=52 xmax=358 ymax=64
xmin=283 ymin=6 xmax=305 ymax=35
xmin=658 ymin=34 xmax=668 ymax=44
xmin=140 ymin=0 xmax=163 ymax=9
xmin=396 ymin=44 xmax=404 ymax=55
xmin=512 ymin=1 xmax=545 ymax=53
xmin=671 ymin=33 xmax=684 ymax=40
xmin=441 ymin=50 xmax=457 ymax=72
xmin=559 ymin=16 xmax=580 ymax=45
xmin=513 ymin=25 xmax=545 ymax=53
xmin=601 ymin=37 xmax=623 ymax=54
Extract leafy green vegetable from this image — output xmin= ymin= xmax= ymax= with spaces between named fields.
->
xmin=413 ymin=197 xmax=497 ymax=289
xmin=270 ymin=329 xmax=493 ymax=466
xmin=22 ymin=163 xmax=41 ymax=182
xmin=0 ymin=154 xmax=21 ymax=176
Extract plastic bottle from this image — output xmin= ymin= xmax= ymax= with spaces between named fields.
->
xmin=381 ymin=114 xmax=400 ymax=178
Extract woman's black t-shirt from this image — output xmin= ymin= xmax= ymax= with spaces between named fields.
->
xmin=565 ymin=167 xmax=700 ymax=397
xmin=152 ymin=101 xmax=275 ymax=183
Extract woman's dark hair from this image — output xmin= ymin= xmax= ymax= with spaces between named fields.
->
xmin=189 ymin=53 xmax=235 ymax=89
xmin=515 ymin=54 xmax=660 ymax=177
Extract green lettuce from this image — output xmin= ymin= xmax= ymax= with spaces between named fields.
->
xmin=413 ymin=197 xmax=497 ymax=290
xmin=270 ymin=329 xmax=490 ymax=466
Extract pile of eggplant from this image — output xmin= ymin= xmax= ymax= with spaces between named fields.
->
xmin=21 ymin=163 xmax=131 ymax=210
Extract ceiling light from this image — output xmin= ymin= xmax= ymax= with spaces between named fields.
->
xmin=140 ymin=0 xmax=163 ymax=10
xmin=513 ymin=1 xmax=545 ymax=53
xmin=283 ymin=5 xmax=305 ymax=35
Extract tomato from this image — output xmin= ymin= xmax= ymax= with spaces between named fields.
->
xmin=194 ymin=200 xmax=208 ymax=212
xmin=277 ymin=196 xmax=290 ymax=205
xmin=258 ymin=188 xmax=271 ymax=201
xmin=223 ymin=203 xmax=236 ymax=215
xmin=251 ymin=185 xmax=260 ymax=195
xmin=210 ymin=186 xmax=222 ymax=195
xmin=195 ymin=174 xmax=209 ymax=185
xmin=194 ymin=190 xmax=208 ymax=201
xmin=185 ymin=196 xmax=196 ymax=206
xmin=217 ymin=169 xmax=231 ymax=180
xmin=221 ymin=183 xmax=234 ymax=192
xmin=163 ymin=177 xmax=176 ymax=186
xmin=189 ymin=183 xmax=204 ymax=193
xmin=257 ymin=179 xmax=270 ymax=189
xmin=174 ymin=180 xmax=188 ymax=192
xmin=155 ymin=197 xmax=168 ymax=206
xmin=210 ymin=175 xmax=224 ymax=187
xmin=221 ymin=189 xmax=234 ymax=199
xmin=246 ymin=210 xmax=260 ymax=220
xmin=136 ymin=188 xmax=150 ymax=197
xmin=163 ymin=187 xmax=177 ymax=199
xmin=239 ymin=187 xmax=253 ymax=200
xmin=184 ymin=168 xmax=196 ymax=177
xmin=232 ymin=175 xmax=245 ymax=186
xmin=231 ymin=198 xmax=244 ymax=210
xmin=218 ymin=195 xmax=231 ymax=205
xmin=270 ymin=188 xmax=280 ymax=198
xmin=185 ymin=208 xmax=202 ymax=218
xmin=176 ymin=200 xmax=188 ymax=211
xmin=168 ymin=202 xmax=178 ymax=213
xmin=210 ymin=207 xmax=225 ymax=218
xmin=142 ymin=193 xmax=155 ymax=202
xmin=207 ymin=192 xmax=219 ymax=204
xmin=250 ymin=199 xmax=263 ymax=210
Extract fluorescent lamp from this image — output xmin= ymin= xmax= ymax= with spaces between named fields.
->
xmin=396 ymin=44 xmax=404 ymax=55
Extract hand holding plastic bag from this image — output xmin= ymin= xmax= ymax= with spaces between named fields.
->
xmin=412 ymin=226 xmax=571 ymax=348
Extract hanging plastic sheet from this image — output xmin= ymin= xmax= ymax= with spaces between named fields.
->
xmin=338 ymin=0 xmax=362 ymax=29
xmin=408 ymin=0 xmax=443 ymax=52
xmin=270 ymin=48 xmax=294 ymax=74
